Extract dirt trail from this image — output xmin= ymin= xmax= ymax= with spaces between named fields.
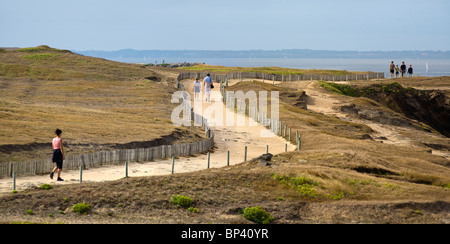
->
xmin=283 ymin=80 xmax=450 ymax=159
xmin=301 ymin=81 xmax=411 ymax=146
xmin=0 ymin=79 xmax=295 ymax=194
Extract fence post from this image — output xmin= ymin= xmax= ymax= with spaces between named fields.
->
xmin=244 ymin=146 xmax=247 ymax=162
xmin=125 ymin=161 xmax=128 ymax=178
xmin=207 ymin=152 xmax=210 ymax=169
xmin=12 ymin=172 xmax=16 ymax=191
xmin=279 ymin=121 xmax=282 ymax=135
xmin=266 ymin=145 xmax=269 ymax=154
xmin=227 ymin=151 xmax=230 ymax=166
xmin=79 ymin=166 xmax=83 ymax=183
xmin=171 ymin=156 xmax=176 ymax=174
xmin=285 ymin=143 xmax=287 ymax=152
xmin=298 ymin=134 xmax=302 ymax=150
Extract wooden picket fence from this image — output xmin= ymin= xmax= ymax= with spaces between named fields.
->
xmin=177 ymin=71 xmax=384 ymax=82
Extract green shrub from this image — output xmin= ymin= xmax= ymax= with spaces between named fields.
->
xmin=327 ymin=191 xmax=345 ymax=200
xmin=40 ymin=183 xmax=52 ymax=190
xmin=272 ymin=173 xmax=319 ymax=197
xmin=170 ymin=195 xmax=192 ymax=208
xmin=72 ymin=203 xmax=91 ymax=215
xmin=188 ymin=207 xmax=199 ymax=213
xmin=319 ymin=81 xmax=360 ymax=97
xmin=243 ymin=206 xmax=274 ymax=224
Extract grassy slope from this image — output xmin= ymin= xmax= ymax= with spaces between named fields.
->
xmin=177 ymin=64 xmax=370 ymax=76
xmin=0 ymin=46 xmax=205 ymax=162
xmin=0 ymin=70 xmax=448 ymax=224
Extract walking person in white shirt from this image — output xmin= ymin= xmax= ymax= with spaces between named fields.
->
xmin=203 ymin=74 xmax=213 ymax=102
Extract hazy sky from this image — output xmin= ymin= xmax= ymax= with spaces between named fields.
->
xmin=1 ymin=0 xmax=450 ymax=51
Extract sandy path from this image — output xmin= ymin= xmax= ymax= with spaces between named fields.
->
xmin=0 ymin=79 xmax=295 ymax=194
xmin=282 ymin=80 xmax=450 ymax=159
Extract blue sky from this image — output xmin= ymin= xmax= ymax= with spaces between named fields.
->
xmin=1 ymin=0 xmax=449 ymax=51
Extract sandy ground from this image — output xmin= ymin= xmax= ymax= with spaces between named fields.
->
xmin=0 ymin=79 xmax=295 ymax=194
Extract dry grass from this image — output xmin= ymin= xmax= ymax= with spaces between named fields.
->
xmin=0 ymin=155 xmax=448 ymax=224
xmin=224 ymin=79 xmax=450 ymax=200
xmin=0 ymin=46 xmax=205 ymax=163
xmin=177 ymin=64 xmax=371 ymax=76
xmin=225 ymin=80 xmax=374 ymax=140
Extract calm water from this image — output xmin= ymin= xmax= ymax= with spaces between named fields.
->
xmin=118 ymin=57 xmax=450 ymax=77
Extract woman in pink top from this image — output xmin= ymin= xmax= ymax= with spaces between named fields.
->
xmin=50 ymin=129 xmax=65 ymax=181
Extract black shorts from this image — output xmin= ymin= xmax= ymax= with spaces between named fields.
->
xmin=52 ymin=149 xmax=63 ymax=169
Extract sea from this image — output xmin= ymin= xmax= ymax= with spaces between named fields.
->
xmin=115 ymin=57 xmax=450 ymax=78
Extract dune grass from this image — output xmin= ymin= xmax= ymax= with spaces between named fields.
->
xmin=0 ymin=46 xmax=205 ymax=163
xmin=177 ymin=64 xmax=369 ymax=76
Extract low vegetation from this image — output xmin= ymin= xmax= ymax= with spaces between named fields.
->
xmin=177 ymin=64 xmax=367 ymax=76
xmin=72 ymin=203 xmax=91 ymax=215
xmin=272 ymin=173 xmax=319 ymax=197
xmin=39 ymin=184 xmax=52 ymax=190
xmin=243 ymin=206 xmax=274 ymax=224
xmin=170 ymin=195 xmax=192 ymax=208
xmin=319 ymin=81 xmax=360 ymax=97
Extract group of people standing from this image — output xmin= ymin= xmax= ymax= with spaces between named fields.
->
xmin=390 ymin=61 xmax=414 ymax=78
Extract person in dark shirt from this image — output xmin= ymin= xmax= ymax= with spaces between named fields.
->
xmin=408 ymin=65 xmax=413 ymax=77
xmin=400 ymin=61 xmax=407 ymax=77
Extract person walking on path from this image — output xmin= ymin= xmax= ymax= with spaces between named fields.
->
xmin=401 ymin=61 xmax=407 ymax=77
xmin=50 ymin=129 xmax=65 ymax=181
xmin=203 ymin=74 xmax=213 ymax=102
xmin=193 ymin=77 xmax=201 ymax=100
xmin=395 ymin=65 xmax=400 ymax=78
xmin=390 ymin=61 xmax=395 ymax=79
xmin=408 ymin=65 xmax=414 ymax=77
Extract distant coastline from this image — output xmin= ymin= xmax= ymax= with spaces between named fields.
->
xmin=72 ymin=49 xmax=450 ymax=78
xmin=75 ymin=49 xmax=450 ymax=61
